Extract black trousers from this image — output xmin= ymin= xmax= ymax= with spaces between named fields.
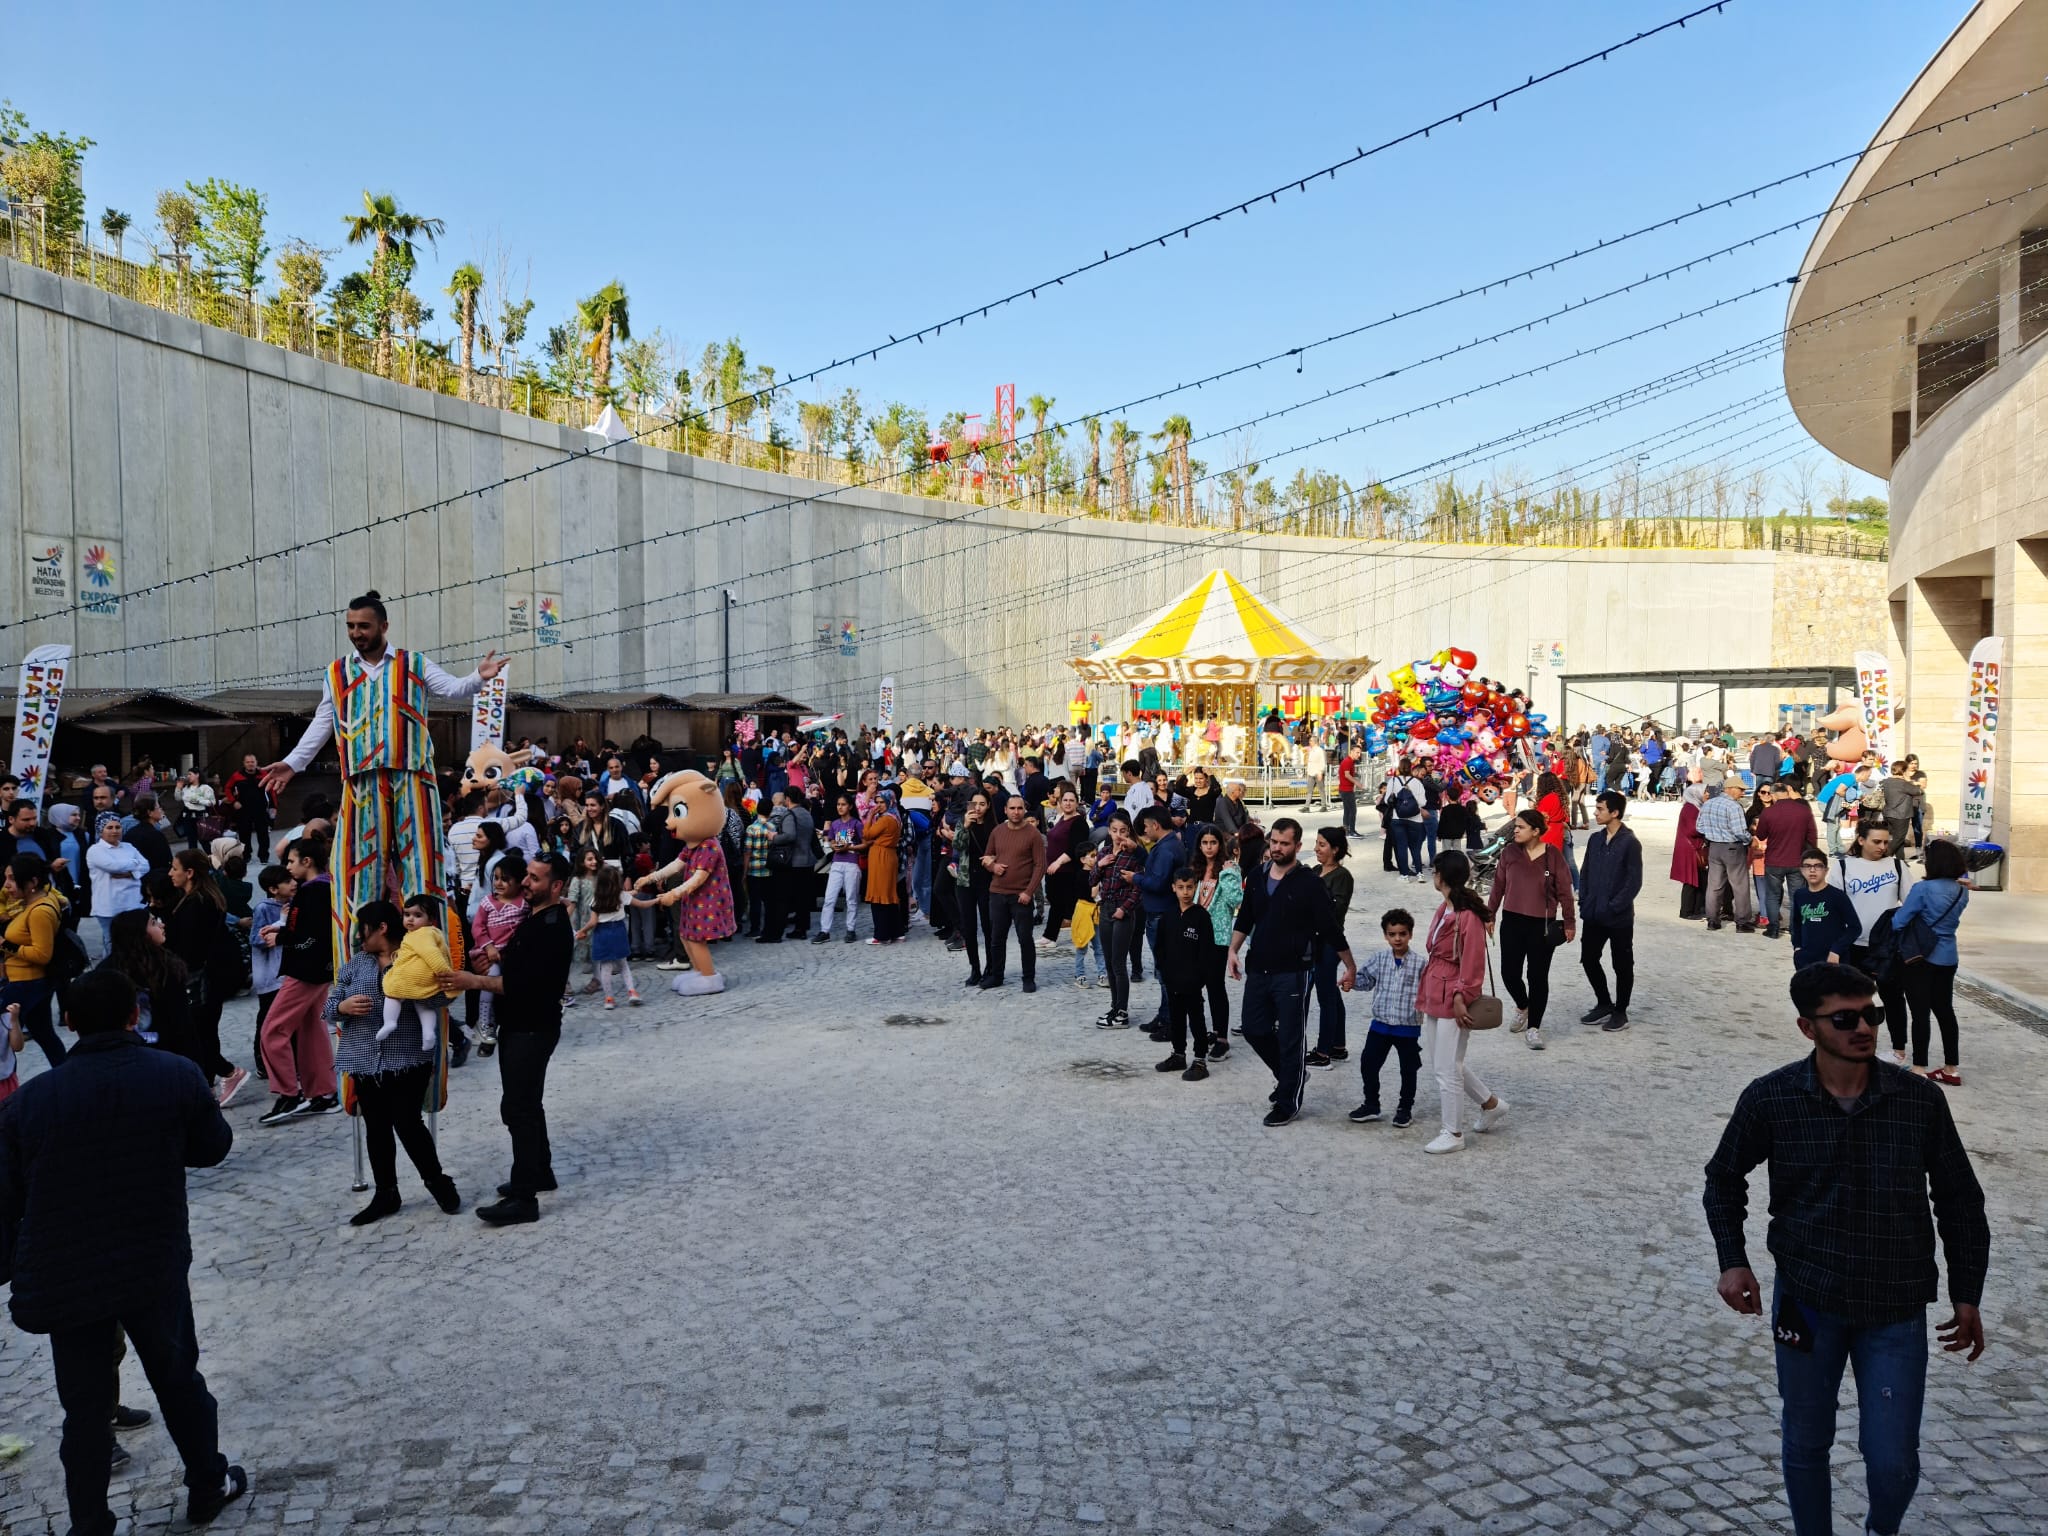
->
xmin=1903 ymin=961 xmax=1960 ymax=1068
xmin=757 ymin=864 xmax=793 ymax=940
xmin=1497 ymin=910 xmax=1556 ymax=1027
xmin=496 ymin=1026 xmax=559 ymax=1197
xmin=353 ymin=1063 xmax=449 ymax=1196
xmin=1847 ymin=944 xmax=1911 ymax=1053
xmin=1168 ymin=990 xmax=1210 ymax=1057
xmin=1580 ymin=918 xmax=1635 ymax=1011
xmin=1241 ymin=968 xmax=1311 ymax=1114
xmin=1360 ymin=1031 xmax=1421 ymax=1115
xmin=236 ymin=816 xmax=270 ymax=861
xmin=1101 ymin=910 xmax=1139 ymax=1016
xmin=48 ymin=1281 xmax=226 ymax=1536
xmin=1202 ymin=943 xmax=1230 ymax=1035
xmin=985 ymin=892 xmax=1035 ymax=982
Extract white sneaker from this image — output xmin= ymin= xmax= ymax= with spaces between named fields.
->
xmin=1510 ymin=1007 xmax=1529 ymax=1034
xmin=1423 ymin=1131 xmax=1464 ymax=1155
xmin=1526 ymin=1028 xmax=1545 ymax=1050
xmin=1477 ymin=1097 xmax=1511 ymax=1133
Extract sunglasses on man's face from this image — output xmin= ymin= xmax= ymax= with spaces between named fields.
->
xmin=1807 ymin=1004 xmax=1884 ymax=1032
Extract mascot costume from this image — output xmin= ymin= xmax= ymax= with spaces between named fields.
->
xmin=1814 ymin=702 xmax=1870 ymax=764
xmin=635 ymin=769 xmax=737 ymax=995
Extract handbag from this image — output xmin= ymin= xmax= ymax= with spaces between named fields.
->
xmin=1895 ymin=887 xmax=1963 ymax=966
xmin=1543 ymin=845 xmax=1568 ymax=948
xmin=1449 ymin=907 xmax=1504 ymax=1030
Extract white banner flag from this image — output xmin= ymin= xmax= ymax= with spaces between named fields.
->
xmin=877 ymin=676 xmax=896 ymax=731
xmin=11 ymin=643 xmax=73 ymax=811
xmin=1960 ymin=636 xmax=2002 ymax=842
xmin=1853 ymin=649 xmax=1895 ymax=764
xmin=470 ymin=668 xmax=509 ymax=752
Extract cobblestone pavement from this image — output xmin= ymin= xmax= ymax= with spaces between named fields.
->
xmin=4 ymin=820 xmax=2046 ymax=1535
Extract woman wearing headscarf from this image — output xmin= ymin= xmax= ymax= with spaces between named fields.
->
xmin=860 ymin=787 xmax=906 ymax=944
xmin=85 ymin=811 xmax=149 ymax=955
xmin=1673 ymin=779 xmax=1709 ymax=921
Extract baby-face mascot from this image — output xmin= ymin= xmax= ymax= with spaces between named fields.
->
xmin=634 ymin=769 xmax=736 ymax=996
xmin=1815 ymin=703 xmax=1869 ymax=764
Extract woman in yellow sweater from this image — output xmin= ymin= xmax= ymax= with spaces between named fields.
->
xmin=2 ymin=854 xmax=69 ymax=1067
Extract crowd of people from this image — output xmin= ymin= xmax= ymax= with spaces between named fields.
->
xmin=0 ymin=697 xmax=1996 ymax=1536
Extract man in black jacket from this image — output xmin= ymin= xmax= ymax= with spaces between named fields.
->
xmin=1227 ymin=818 xmax=1355 ymax=1127
xmin=1578 ymin=791 xmax=1644 ymax=1032
xmin=0 ymin=971 xmax=247 ymax=1533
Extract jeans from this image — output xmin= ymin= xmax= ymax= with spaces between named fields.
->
xmin=1167 ymin=990 xmax=1210 ymax=1057
xmin=1073 ymin=926 xmax=1104 ymax=981
xmin=1902 ymin=961 xmax=1960 ymax=1068
xmin=1101 ymin=910 xmax=1139 ymax=1017
xmin=496 ymin=1026 xmax=559 ymax=1198
xmin=1761 ymin=866 xmax=1800 ymax=935
xmin=1144 ymin=910 xmax=1168 ymax=1022
xmin=1339 ymin=790 xmax=1357 ymax=836
xmin=816 ymin=862 xmax=863 ymax=938
xmin=628 ymin=900 xmax=659 ymax=957
xmin=1421 ymin=811 xmax=1439 ymax=864
xmin=2 ymin=975 xmax=64 ymax=1067
xmin=1773 ymin=1277 xmax=1926 ymax=1536
xmin=912 ymin=839 xmax=933 ymax=916
xmin=1704 ymin=843 xmax=1754 ymax=925
xmin=1391 ymin=820 xmax=1425 ymax=876
xmin=985 ymin=891 xmax=1036 ymax=983
xmin=1311 ymin=941 xmax=1345 ymax=1052
xmin=1360 ymin=1030 xmax=1421 ymax=1116
xmin=1825 ymin=813 xmax=1851 ymax=855
xmin=48 ymin=1281 xmax=227 ymax=1536
xmin=1496 ymin=910 xmax=1555 ymax=1028
xmin=1579 ymin=918 xmax=1634 ymax=1012
xmin=352 ymin=1063 xmax=450 ymax=1196
xmin=1424 ymin=1014 xmax=1491 ymax=1134
xmin=1240 ymin=968 xmax=1311 ymax=1115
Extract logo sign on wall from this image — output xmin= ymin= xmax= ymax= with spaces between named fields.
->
xmin=1853 ymin=649 xmax=1895 ymax=764
xmin=11 ymin=643 xmax=72 ymax=811
xmin=470 ymin=667 xmax=510 ymax=752
xmin=78 ymin=539 xmax=122 ymax=618
xmin=24 ymin=536 xmax=71 ymax=605
xmin=1527 ymin=639 xmax=1565 ymax=673
xmin=507 ymin=594 xmax=531 ymax=638
xmin=877 ymin=676 xmax=896 ymax=731
xmin=535 ymin=593 xmax=564 ymax=647
xmin=1960 ymin=636 xmax=2002 ymax=842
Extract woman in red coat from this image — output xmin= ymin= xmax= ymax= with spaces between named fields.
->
xmin=1534 ymin=772 xmax=1568 ymax=852
xmin=1673 ymin=780 xmax=1707 ymax=920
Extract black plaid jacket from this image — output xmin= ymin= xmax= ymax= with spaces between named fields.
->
xmin=1704 ymin=1054 xmax=1988 ymax=1324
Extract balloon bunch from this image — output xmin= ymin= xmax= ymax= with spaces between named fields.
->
xmin=1359 ymin=647 xmax=1552 ymax=790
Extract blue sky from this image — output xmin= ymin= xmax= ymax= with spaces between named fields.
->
xmin=12 ymin=1 xmax=1964 ymax=507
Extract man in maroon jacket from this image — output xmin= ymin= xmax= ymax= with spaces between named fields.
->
xmin=1754 ymin=783 xmax=1819 ymax=941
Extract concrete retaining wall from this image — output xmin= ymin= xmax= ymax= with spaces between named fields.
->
xmin=0 ymin=255 xmax=1880 ymax=733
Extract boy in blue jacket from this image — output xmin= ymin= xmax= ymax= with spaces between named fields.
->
xmin=1789 ymin=848 xmax=1861 ymax=970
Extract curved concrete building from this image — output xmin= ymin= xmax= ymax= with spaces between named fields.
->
xmin=1786 ymin=0 xmax=2048 ymax=889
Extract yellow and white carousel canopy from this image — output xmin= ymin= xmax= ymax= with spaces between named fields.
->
xmin=1070 ymin=569 xmax=1373 ymax=687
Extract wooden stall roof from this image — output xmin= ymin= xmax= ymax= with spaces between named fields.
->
xmin=201 ymin=687 xmax=557 ymax=718
xmin=549 ymin=690 xmax=699 ymax=712
xmin=0 ymin=688 xmax=246 ymax=733
xmin=678 ymin=692 xmax=815 ymax=714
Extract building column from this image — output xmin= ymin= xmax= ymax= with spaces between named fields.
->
xmin=1903 ymin=575 xmax=1981 ymax=826
xmin=1994 ymin=539 xmax=2048 ymax=892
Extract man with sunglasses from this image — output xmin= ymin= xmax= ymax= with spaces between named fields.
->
xmin=1703 ymin=962 xmax=1989 ymax=1536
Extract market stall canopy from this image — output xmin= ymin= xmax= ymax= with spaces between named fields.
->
xmin=0 ymin=688 xmax=245 ymax=734
xmin=1070 ymin=569 xmax=1372 ymax=686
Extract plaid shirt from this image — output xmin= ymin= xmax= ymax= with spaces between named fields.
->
xmin=744 ymin=817 xmax=773 ymax=876
xmin=1695 ymin=793 xmax=1751 ymax=845
xmin=1356 ymin=949 xmax=1423 ymax=1039
xmin=1704 ymin=1055 xmax=1988 ymax=1324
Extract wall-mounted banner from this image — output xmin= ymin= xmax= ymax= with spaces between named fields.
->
xmin=11 ymin=643 xmax=73 ymax=811
xmin=470 ymin=667 xmax=510 ymax=752
xmin=24 ymin=536 xmax=71 ymax=605
xmin=877 ymin=676 xmax=896 ymax=731
xmin=507 ymin=593 xmax=531 ymax=638
xmin=77 ymin=539 xmax=122 ymax=618
xmin=1960 ymin=636 xmax=2002 ymax=842
xmin=1854 ymin=649 xmax=1894 ymax=764
xmin=535 ymin=593 xmax=564 ymax=647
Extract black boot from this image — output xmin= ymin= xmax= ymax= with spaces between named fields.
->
xmin=349 ymin=1189 xmax=402 ymax=1226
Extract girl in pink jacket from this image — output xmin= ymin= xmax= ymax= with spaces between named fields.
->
xmin=1416 ymin=850 xmax=1508 ymax=1154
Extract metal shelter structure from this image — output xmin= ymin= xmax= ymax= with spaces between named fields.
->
xmin=1556 ymin=667 xmax=1858 ymax=737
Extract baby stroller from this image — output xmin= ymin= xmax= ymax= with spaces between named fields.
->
xmin=1467 ymin=827 xmax=1512 ymax=902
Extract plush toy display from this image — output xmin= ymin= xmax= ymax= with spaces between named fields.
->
xmin=1359 ymin=646 xmax=1550 ymax=787
xmin=633 ymin=769 xmax=736 ymax=996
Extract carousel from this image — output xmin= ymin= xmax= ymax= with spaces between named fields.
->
xmin=1069 ymin=569 xmax=1373 ymax=768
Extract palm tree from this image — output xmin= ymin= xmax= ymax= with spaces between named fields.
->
xmin=342 ymin=191 xmax=445 ymax=375
xmin=446 ymin=263 xmax=484 ymax=401
xmin=753 ymin=364 xmax=778 ymax=457
xmin=1107 ymin=420 xmax=1138 ymax=515
xmin=1023 ymin=394 xmax=1058 ymax=507
xmin=1155 ymin=415 xmax=1195 ymax=524
xmin=718 ymin=339 xmax=753 ymax=449
xmin=577 ymin=281 xmax=631 ymax=408
xmin=99 ymin=207 xmax=131 ymax=259
xmin=1081 ymin=416 xmax=1102 ymax=509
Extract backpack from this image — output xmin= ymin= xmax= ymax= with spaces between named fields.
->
xmin=1838 ymin=852 xmax=1905 ymax=979
xmin=46 ymin=922 xmax=91 ymax=990
xmin=1391 ymin=780 xmax=1421 ymax=820
xmin=1858 ymin=780 xmax=1887 ymax=815
xmin=1895 ymin=887 xmax=1964 ymax=967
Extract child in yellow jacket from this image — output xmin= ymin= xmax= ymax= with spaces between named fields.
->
xmin=379 ymin=895 xmax=452 ymax=1051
